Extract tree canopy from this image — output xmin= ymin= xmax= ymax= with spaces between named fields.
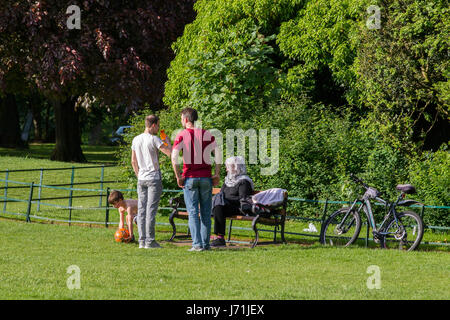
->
xmin=121 ymin=0 xmax=450 ymax=225
xmin=0 ymin=0 xmax=195 ymax=161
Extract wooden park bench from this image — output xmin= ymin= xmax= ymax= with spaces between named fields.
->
xmin=168 ymin=188 xmax=287 ymax=248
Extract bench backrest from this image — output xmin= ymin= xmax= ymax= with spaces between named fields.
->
xmin=212 ymin=188 xmax=259 ymax=195
xmin=212 ymin=187 xmax=288 ymax=215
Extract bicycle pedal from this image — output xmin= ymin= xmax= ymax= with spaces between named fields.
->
xmin=372 ymin=231 xmax=381 ymax=244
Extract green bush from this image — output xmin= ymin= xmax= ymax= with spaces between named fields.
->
xmin=116 ymin=0 xmax=449 ymax=226
xmin=409 ymin=146 xmax=450 ymax=226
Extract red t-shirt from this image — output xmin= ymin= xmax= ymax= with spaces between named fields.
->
xmin=172 ymin=128 xmax=217 ymax=178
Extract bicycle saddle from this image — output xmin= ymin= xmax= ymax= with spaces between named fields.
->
xmin=396 ymin=184 xmax=416 ymax=194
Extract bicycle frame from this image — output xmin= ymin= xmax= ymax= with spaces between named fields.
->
xmin=341 ymin=193 xmax=404 ymax=236
xmin=328 ymin=174 xmax=424 ymax=249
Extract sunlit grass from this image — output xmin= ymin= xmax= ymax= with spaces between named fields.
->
xmin=0 ymin=219 xmax=449 ymax=300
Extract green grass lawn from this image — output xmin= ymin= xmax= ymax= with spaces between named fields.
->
xmin=0 ymin=143 xmax=118 ymax=164
xmin=0 ymin=145 xmax=449 ymax=299
xmin=0 ymin=218 xmax=449 ymax=300
xmin=0 ymin=143 xmax=129 ymax=225
xmin=0 ymin=147 xmax=448 ymax=249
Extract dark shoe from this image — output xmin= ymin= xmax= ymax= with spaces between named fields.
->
xmin=210 ymin=237 xmax=226 ymax=247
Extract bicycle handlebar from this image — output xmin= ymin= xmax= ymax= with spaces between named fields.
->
xmin=349 ymin=174 xmax=384 ymax=200
xmin=349 ymin=173 xmax=369 ymax=189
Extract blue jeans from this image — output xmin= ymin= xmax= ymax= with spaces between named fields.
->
xmin=183 ymin=177 xmax=213 ymax=249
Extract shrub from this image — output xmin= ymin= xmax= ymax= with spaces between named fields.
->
xmin=409 ymin=146 xmax=450 ymax=226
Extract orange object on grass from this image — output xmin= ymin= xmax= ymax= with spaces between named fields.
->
xmin=114 ymin=228 xmax=130 ymax=242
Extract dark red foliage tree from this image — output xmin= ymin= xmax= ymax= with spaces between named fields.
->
xmin=0 ymin=0 xmax=195 ymax=162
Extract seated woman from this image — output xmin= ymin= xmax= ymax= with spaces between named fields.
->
xmin=210 ymin=156 xmax=254 ymax=247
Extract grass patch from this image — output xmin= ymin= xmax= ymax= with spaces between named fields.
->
xmin=0 ymin=153 xmax=448 ymax=248
xmin=0 ymin=153 xmax=449 ymax=299
xmin=0 ymin=143 xmax=118 ymax=164
xmin=0 ymin=219 xmax=449 ymax=300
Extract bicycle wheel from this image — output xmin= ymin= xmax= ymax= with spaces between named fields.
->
xmin=380 ymin=210 xmax=424 ymax=251
xmin=320 ymin=207 xmax=362 ymax=247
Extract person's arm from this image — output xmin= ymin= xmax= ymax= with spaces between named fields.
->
xmin=118 ymin=208 xmax=125 ymax=230
xmin=125 ymin=207 xmax=134 ymax=240
xmin=238 ymin=180 xmax=253 ymax=200
xmin=131 ymin=150 xmax=139 ymax=178
xmin=159 ymin=143 xmax=172 ymax=157
xmin=171 ymin=146 xmax=184 ymax=188
xmin=237 ymin=181 xmax=255 ymax=216
xmin=156 ymin=133 xmax=172 ymax=157
xmin=212 ymin=163 xmax=220 ymax=186
xmin=211 ymin=146 xmax=221 ymax=186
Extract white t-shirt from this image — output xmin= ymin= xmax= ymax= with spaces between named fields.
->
xmin=131 ymin=133 xmax=164 ymax=180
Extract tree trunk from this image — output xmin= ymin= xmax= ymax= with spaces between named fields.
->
xmin=43 ymin=101 xmax=55 ymax=142
xmin=30 ymin=94 xmax=43 ymax=142
xmin=0 ymin=94 xmax=27 ymax=148
xmin=50 ymin=96 xmax=87 ymax=162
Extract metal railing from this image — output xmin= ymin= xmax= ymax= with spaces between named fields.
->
xmin=1 ymin=166 xmax=449 ymax=247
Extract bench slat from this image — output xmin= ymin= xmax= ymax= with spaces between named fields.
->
xmin=168 ymin=189 xmax=288 ymax=247
xmin=173 ymin=211 xmax=281 ymax=225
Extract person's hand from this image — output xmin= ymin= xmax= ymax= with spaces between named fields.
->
xmin=123 ymin=236 xmax=132 ymax=243
xmin=212 ymin=174 xmax=220 ymax=186
xmin=176 ymin=176 xmax=185 ymax=188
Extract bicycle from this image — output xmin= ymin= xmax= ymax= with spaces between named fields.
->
xmin=320 ymin=174 xmax=424 ymax=251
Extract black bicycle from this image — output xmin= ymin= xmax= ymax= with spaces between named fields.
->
xmin=320 ymin=174 xmax=424 ymax=251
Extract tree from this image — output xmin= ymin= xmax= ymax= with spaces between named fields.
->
xmin=160 ymin=0 xmax=448 ymax=206
xmin=0 ymin=0 xmax=195 ymax=161
xmin=277 ymin=0 xmax=370 ymax=108
xmin=356 ymin=0 xmax=449 ymax=151
xmin=0 ymin=65 xmax=30 ymax=148
xmin=0 ymin=93 xmax=24 ymax=148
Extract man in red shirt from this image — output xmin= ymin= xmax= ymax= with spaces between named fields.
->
xmin=171 ymin=108 xmax=221 ymax=251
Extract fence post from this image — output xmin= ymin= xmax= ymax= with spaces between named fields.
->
xmin=99 ymin=165 xmax=105 ymax=207
xmin=319 ymin=199 xmax=329 ymax=237
xmin=37 ymin=168 xmax=44 ymax=212
xmin=3 ymin=169 xmax=9 ymax=214
xmin=105 ymin=187 xmax=110 ymax=228
xmin=365 ymin=222 xmax=370 ymax=248
xmin=26 ymin=182 xmax=34 ymax=223
xmin=227 ymin=220 xmax=233 ymax=241
xmin=68 ymin=166 xmax=75 ymax=226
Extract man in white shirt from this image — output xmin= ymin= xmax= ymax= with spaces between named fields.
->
xmin=131 ymin=115 xmax=171 ymax=249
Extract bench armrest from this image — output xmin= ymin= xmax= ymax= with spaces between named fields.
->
xmin=169 ymin=194 xmax=185 ymax=209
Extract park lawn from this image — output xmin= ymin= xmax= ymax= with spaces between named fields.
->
xmin=0 ymin=219 xmax=449 ymax=300
xmin=0 ymin=148 xmax=129 ymax=225
xmin=0 ymin=151 xmax=449 ymax=249
xmin=0 ymin=143 xmax=118 ymax=164
xmin=0 ymin=147 xmax=449 ymax=299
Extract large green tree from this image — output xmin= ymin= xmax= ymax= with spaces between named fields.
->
xmin=165 ymin=0 xmax=448 ymax=148
xmin=356 ymin=0 xmax=449 ymax=151
xmin=157 ymin=0 xmax=449 ymax=206
xmin=0 ymin=0 xmax=195 ymax=161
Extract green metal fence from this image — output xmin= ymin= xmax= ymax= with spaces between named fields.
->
xmin=1 ymin=165 xmax=449 ymax=247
